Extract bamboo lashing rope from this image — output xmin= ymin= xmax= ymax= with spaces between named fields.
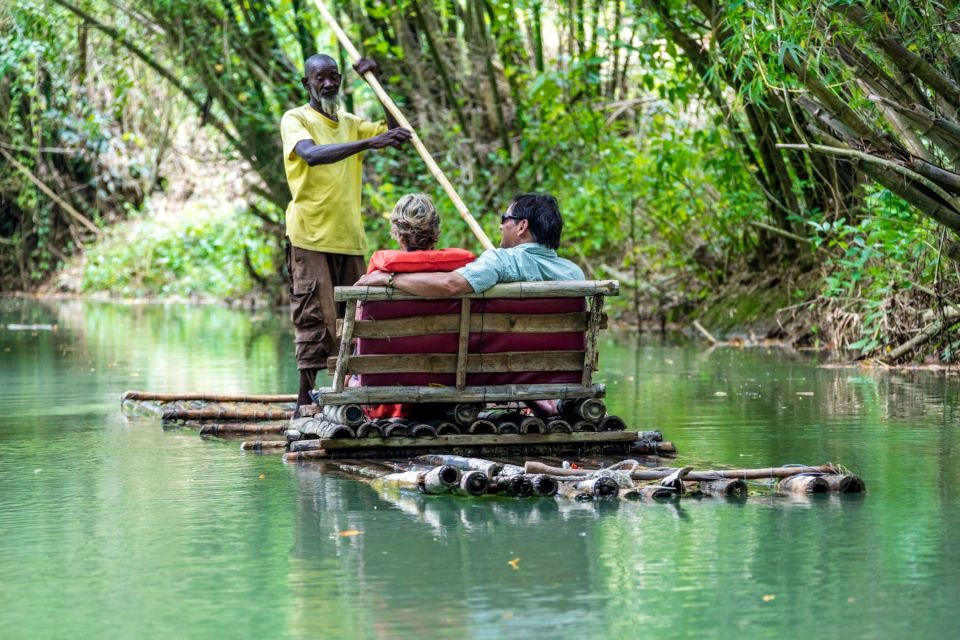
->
xmin=311 ymin=0 xmax=494 ymax=251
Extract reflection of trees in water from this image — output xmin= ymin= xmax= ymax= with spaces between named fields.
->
xmin=39 ymin=299 xmax=296 ymax=393
xmin=288 ymin=465 xmax=615 ymax=637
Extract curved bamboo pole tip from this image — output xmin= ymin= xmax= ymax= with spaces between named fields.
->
xmin=310 ymin=0 xmax=495 ymax=251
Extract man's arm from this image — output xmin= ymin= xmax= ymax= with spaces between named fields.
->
xmin=293 ymin=130 xmax=410 ymax=167
xmin=355 ymin=270 xmax=473 ymax=297
xmin=354 ymin=58 xmax=402 ymax=130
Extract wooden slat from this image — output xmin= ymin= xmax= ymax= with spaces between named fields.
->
xmin=318 ymin=430 xmax=638 ymax=450
xmin=335 ymin=279 xmax=620 ymax=302
xmin=332 ymin=299 xmax=358 ymax=392
xmin=338 ymin=312 xmax=607 ymax=338
xmin=456 ymin=299 xmax=471 ymax=391
xmin=312 ymin=382 xmax=605 ymax=404
xmin=582 ymin=293 xmax=604 ymax=385
xmin=327 ymin=350 xmax=584 ymax=375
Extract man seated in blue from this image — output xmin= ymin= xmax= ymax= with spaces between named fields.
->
xmin=355 ymin=193 xmax=584 ymax=294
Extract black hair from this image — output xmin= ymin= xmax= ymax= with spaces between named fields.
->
xmin=508 ymin=193 xmax=563 ymax=249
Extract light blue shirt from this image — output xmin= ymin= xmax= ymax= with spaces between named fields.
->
xmin=456 ymin=243 xmax=585 ymax=293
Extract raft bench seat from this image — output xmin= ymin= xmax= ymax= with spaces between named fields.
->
xmin=313 ymin=280 xmax=619 ymax=406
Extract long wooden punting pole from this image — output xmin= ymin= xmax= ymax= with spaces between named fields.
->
xmin=311 ymin=0 xmax=494 ymax=251
xmin=123 ymin=391 xmax=296 ymax=403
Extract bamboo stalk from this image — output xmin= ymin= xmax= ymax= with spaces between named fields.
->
xmin=122 ymin=391 xmax=296 ymax=403
xmin=161 ymin=408 xmax=292 ymax=422
xmin=312 ymin=0 xmax=494 ymax=250
xmin=239 ymin=440 xmax=288 ymax=452
xmin=199 ymin=423 xmax=287 ymax=436
xmin=523 ymin=462 xmax=843 ymax=481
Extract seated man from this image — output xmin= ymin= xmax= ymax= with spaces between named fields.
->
xmin=356 ymin=193 xmax=584 ymax=294
xmin=356 ymin=193 xmax=584 ymax=418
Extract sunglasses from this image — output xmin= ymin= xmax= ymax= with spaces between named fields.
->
xmin=500 ymin=214 xmax=522 ymax=224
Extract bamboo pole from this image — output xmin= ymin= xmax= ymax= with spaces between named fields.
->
xmin=162 ymin=408 xmax=292 ymax=422
xmin=312 ymin=0 xmax=494 ymax=250
xmin=524 ymin=462 xmax=844 ymax=481
xmin=122 ymin=391 xmax=296 ymax=403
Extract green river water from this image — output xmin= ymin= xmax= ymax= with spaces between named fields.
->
xmin=1 ymin=297 xmax=958 ymax=639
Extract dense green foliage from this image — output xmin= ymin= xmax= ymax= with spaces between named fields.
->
xmin=3 ymin=1 xmax=960 ymax=361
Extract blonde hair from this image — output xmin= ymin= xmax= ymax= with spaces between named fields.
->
xmin=390 ymin=193 xmax=440 ymax=251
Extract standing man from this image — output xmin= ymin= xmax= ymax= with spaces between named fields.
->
xmin=281 ymin=54 xmax=412 ymax=412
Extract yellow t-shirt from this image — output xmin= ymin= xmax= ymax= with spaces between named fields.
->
xmin=280 ymin=105 xmax=387 ymax=255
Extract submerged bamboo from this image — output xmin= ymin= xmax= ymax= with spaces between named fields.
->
xmin=161 ymin=408 xmax=292 ymax=422
xmin=524 ymin=462 xmax=843 ymax=481
xmin=778 ymin=475 xmax=831 ymax=495
xmin=198 ymin=423 xmax=286 ymax=436
xmin=239 ymin=440 xmax=287 ymax=451
xmin=821 ymin=474 xmax=866 ymax=493
xmin=415 ymin=454 xmax=504 ymax=479
xmin=699 ymin=478 xmax=748 ymax=498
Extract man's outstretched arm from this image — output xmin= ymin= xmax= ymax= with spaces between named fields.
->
xmin=355 ymin=270 xmax=473 ymax=297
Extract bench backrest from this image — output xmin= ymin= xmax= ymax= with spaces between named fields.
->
xmin=328 ymin=280 xmax=618 ymax=394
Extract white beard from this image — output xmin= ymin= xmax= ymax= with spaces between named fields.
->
xmin=310 ymin=87 xmax=341 ymax=117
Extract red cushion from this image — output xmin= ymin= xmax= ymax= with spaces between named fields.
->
xmin=366 ymin=248 xmax=475 ymax=274
xmin=355 ymin=297 xmax=587 ymax=388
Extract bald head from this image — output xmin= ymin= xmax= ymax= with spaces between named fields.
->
xmin=304 ymin=54 xmax=338 ymax=75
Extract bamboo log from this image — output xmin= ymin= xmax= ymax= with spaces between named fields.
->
xmin=523 ymin=462 xmax=843 ymax=481
xmin=356 ymin=421 xmax=385 ymax=438
xmin=468 ymin=419 xmax=497 ymax=435
xmin=490 ymin=474 xmax=534 ymax=497
xmin=122 ymin=391 xmax=295 ymax=403
xmin=284 ymin=449 xmax=326 ymax=462
xmin=415 ymin=454 xmax=504 ymax=479
xmin=284 ymin=429 xmax=303 ymax=441
xmin=456 ymin=298 xmax=471 ymax=391
xmin=632 ymin=440 xmax=677 ymax=455
xmin=821 ymin=474 xmax=866 ymax=493
xmin=598 ymin=415 xmax=627 ymax=431
xmin=410 ymin=423 xmax=438 ymax=438
xmin=335 ymin=280 xmax=620 ymax=303
xmin=496 ymin=421 xmax=519 ymax=435
xmin=620 ymin=485 xmax=678 ymax=500
xmin=240 ymin=440 xmax=287 ymax=451
xmin=332 ymin=299 xmax=357 ymax=392
xmin=561 ymin=397 xmax=606 ymax=423
xmin=546 ymin=419 xmax=572 ymax=434
xmin=778 ymin=475 xmax=831 ymax=495
xmin=161 ymin=408 xmax=292 ymax=422
xmin=519 ymin=416 xmax=546 ymax=434
xmin=448 ymin=404 xmax=481 ymax=426
xmin=574 ymin=476 xmax=620 ymax=498
xmin=529 ymin=474 xmax=559 ymax=497
xmin=699 ymin=478 xmax=748 ymax=498
xmin=321 ymin=404 xmax=365 ymax=427
xmin=557 ymin=482 xmax=593 ymax=502
xmin=373 ymin=465 xmax=462 ymax=494
xmin=637 ymin=430 xmax=663 ymax=442
xmin=572 ymin=420 xmax=597 ymax=432
xmin=455 ymin=470 xmax=490 ymax=496
xmin=315 ymin=430 xmax=638 ymax=451
xmin=290 ymin=439 xmax=325 ymax=453
xmin=428 ymin=421 xmax=461 ymax=436
xmin=317 ymin=422 xmax=356 ymax=439
xmin=198 ymin=422 xmax=287 ymax=436
xmin=383 ymin=423 xmax=411 ymax=438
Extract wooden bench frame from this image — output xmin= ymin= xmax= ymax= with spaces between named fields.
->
xmin=312 ymin=280 xmax=619 ymax=407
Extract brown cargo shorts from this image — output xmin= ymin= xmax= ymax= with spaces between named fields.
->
xmin=286 ymin=243 xmax=366 ymax=371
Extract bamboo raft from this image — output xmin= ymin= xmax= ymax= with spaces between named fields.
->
xmin=120 ymin=280 xmax=865 ymax=502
